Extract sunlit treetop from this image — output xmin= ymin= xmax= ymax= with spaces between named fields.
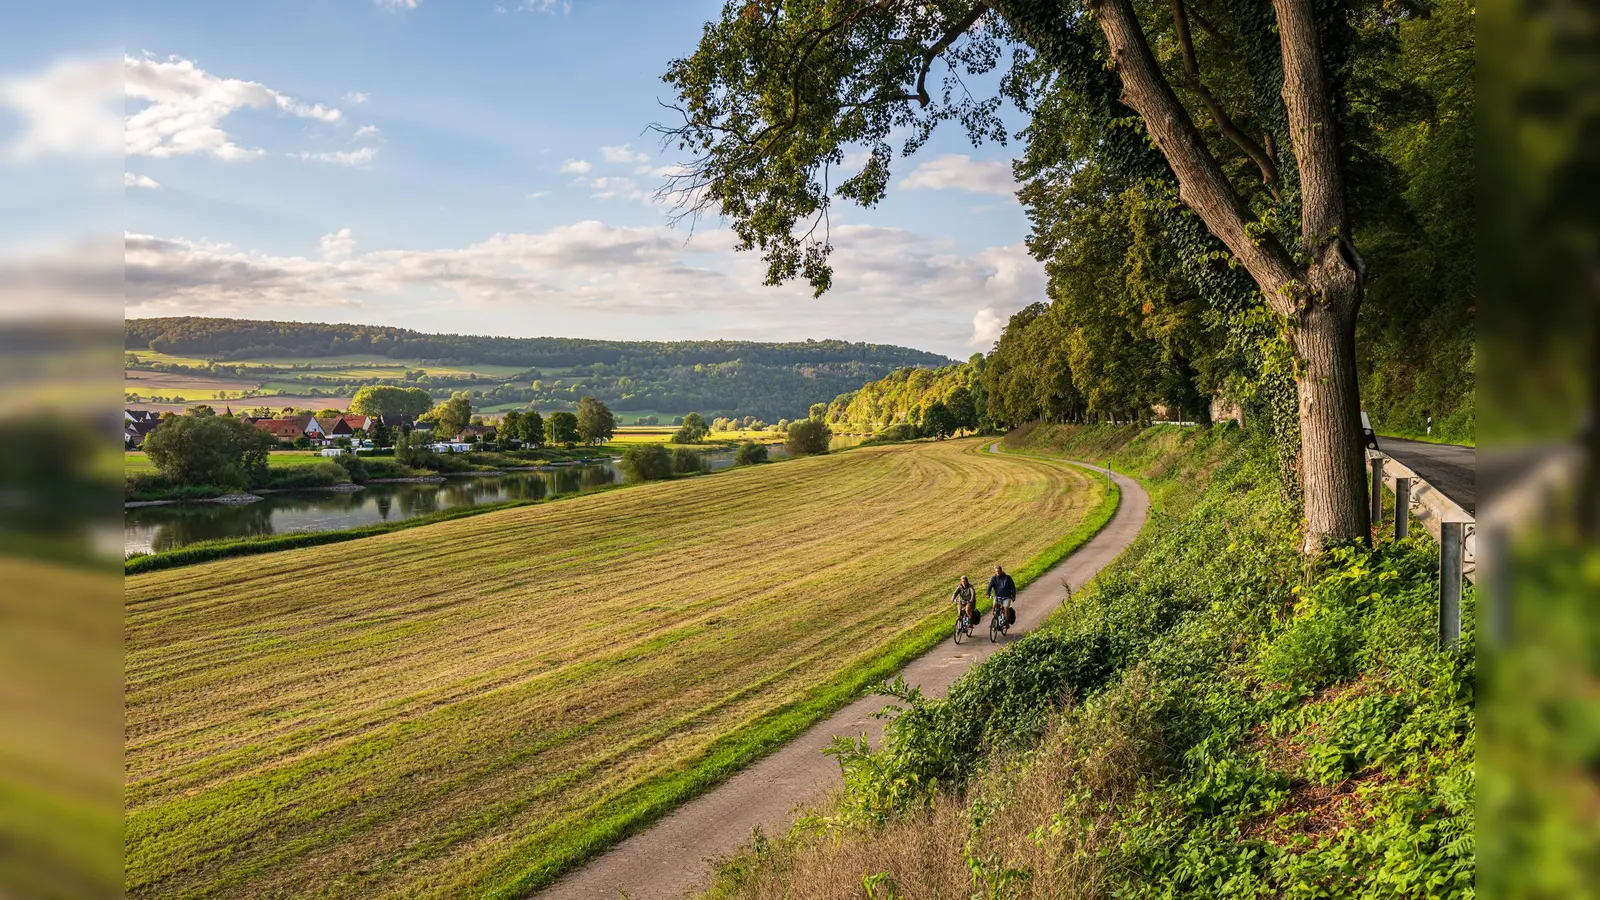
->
xmin=659 ymin=1 xmax=1029 ymax=295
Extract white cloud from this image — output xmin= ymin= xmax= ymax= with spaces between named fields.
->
xmin=292 ymin=147 xmax=377 ymax=166
xmin=526 ymin=190 xmax=550 ymax=200
xmin=0 ymin=55 xmax=122 ymax=161
xmin=559 ymin=158 xmax=591 ymax=174
xmin=320 ymin=228 xmax=356 ymax=260
xmin=346 ymin=91 xmax=370 ymax=104
xmin=124 ymin=172 xmax=161 ymax=189
xmin=125 ymin=54 xmax=343 ymax=161
xmin=588 ymin=175 xmax=646 ymax=202
xmin=354 ymin=124 xmax=380 ymax=139
xmin=970 ymin=307 xmax=1005 ymax=348
xmin=899 ymin=154 xmax=1017 ymax=197
xmin=518 ymin=0 xmax=572 ymax=12
xmin=600 ymin=144 xmax=649 ymax=165
xmin=123 ymin=221 xmax=1045 ymax=355
xmin=375 ymin=0 xmax=419 ymax=9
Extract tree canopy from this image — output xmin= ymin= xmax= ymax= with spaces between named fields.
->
xmin=662 ymin=0 xmax=1475 ymax=548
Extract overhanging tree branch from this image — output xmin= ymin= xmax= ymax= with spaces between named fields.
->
xmin=1087 ymin=0 xmax=1303 ymax=309
xmin=1169 ymin=0 xmax=1283 ymax=201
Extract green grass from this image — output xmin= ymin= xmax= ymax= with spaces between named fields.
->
xmin=124 ymin=440 xmax=1115 ymax=898
xmin=701 ymin=424 xmax=1473 ymax=900
xmin=124 ymin=451 xmax=331 ymax=472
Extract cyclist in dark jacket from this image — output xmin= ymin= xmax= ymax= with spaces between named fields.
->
xmin=987 ymin=565 xmax=1017 ymax=625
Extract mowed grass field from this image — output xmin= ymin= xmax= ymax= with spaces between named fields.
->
xmin=124 ymin=439 xmax=1103 ymax=898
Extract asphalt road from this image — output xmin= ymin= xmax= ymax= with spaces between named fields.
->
xmin=1378 ymin=437 xmax=1477 ymax=514
xmin=536 ymin=455 xmax=1150 ymax=900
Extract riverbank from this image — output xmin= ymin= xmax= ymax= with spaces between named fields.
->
xmin=124 ymin=443 xmax=817 ymax=571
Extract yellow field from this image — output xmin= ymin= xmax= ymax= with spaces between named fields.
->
xmin=124 ymin=440 xmax=1101 ymax=898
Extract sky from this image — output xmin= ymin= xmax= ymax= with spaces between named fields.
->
xmin=0 ymin=0 xmax=1048 ymax=359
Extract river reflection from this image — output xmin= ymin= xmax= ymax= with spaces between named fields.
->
xmin=125 ymin=435 xmax=863 ymax=555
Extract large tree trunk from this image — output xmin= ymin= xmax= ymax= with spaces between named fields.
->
xmin=1075 ymin=0 xmax=1373 ymax=550
xmin=1292 ymin=269 xmax=1370 ymax=550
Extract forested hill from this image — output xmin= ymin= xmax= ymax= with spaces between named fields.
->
xmin=125 ymin=317 xmax=950 ymax=371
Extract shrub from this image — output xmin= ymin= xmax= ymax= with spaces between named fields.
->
xmin=865 ymin=423 xmax=919 ymax=445
xmin=733 ymin=441 xmax=769 ymax=465
xmin=262 ymin=461 xmax=349 ymax=490
xmin=333 ymin=452 xmax=369 ymax=484
xmin=672 ymin=448 xmax=703 ymax=474
xmin=618 ymin=444 xmax=673 ymax=481
xmin=784 ymin=419 xmax=831 ymax=456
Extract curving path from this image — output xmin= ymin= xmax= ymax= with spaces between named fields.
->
xmin=537 ymin=450 xmax=1150 ymax=900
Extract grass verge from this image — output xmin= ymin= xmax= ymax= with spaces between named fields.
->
xmin=701 ymin=424 xmax=1474 ymax=900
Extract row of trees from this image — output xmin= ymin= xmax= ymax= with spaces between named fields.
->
xmin=663 ymin=0 xmax=1475 ymax=549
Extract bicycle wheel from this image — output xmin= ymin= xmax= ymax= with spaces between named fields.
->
xmin=989 ymin=612 xmax=1000 ymax=643
xmin=954 ymin=618 xmax=965 ymax=644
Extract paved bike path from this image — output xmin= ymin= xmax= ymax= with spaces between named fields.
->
xmin=538 ymin=452 xmax=1150 ymax=900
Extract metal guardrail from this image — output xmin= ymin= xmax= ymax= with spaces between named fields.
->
xmin=1369 ymin=450 xmax=1474 ymax=649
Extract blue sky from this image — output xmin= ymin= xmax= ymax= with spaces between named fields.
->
xmin=1 ymin=0 xmax=1047 ymax=357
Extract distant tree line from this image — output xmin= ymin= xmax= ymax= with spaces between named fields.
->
xmin=126 ymin=317 xmax=950 ymax=370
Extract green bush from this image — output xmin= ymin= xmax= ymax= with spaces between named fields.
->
xmin=333 ymin=453 xmax=369 ymax=484
xmin=261 ymin=461 xmax=349 ymax=490
xmin=863 ymin=423 xmax=919 ymax=445
xmin=618 ymin=444 xmax=673 ymax=481
xmin=671 ymin=448 xmax=703 ymax=475
xmin=784 ymin=419 xmax=831 ymax=455
xmin=733 ymin=441 xmax=769 ymax=465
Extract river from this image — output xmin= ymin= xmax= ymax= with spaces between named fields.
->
xmin=125 ymin=437 xmax=863 ymax=555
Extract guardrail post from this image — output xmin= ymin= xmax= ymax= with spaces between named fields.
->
xmin=1394 ymin=477 xmax=1411 ymax=540
xmin=1439 ymin=521 xmax=1464 ymax=650
xmin=1370 ymin=455 xmax=1386 ymax=532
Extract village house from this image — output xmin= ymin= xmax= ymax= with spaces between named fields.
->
xmin=455 ymin=424 xmax=497 ymax=442
xmin=124 ymin=409 xmax=162 ymax=446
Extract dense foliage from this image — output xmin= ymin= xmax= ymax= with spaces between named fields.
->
xmin=705 ymin=425 xmax=1474 ymax=898
xmin=619 ymin=445 xmax=675 ymax=482
xmin=784 ymin=420 xmax=832 ymax=456
xmin=822 ymin=360 xmax=985 ymax=435
xmin=733 ymin=441 xmax=770 ymax=465
xmin=140 ymin=410 xmax=276 ymax=490
xmin=576 ymin=397 xmax=617 ymax=445
xmin=348 ymin=385 xmax=434 ymax=417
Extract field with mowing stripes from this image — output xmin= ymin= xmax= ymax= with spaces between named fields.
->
xmin=124 ymin=439 xmax=1103 ymax=898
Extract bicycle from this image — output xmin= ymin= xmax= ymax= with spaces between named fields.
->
xmin=953 ymin=605 xmax=976 ymax=644
xmin=989 ymin=596 xmax=1014 ymax=642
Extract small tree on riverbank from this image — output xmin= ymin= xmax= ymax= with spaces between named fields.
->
xmin=577 ymin=397 xmax=616 ymax=445
xmin=618 ymin=444 xmax=673 ymax=481
xmin=673 ymin=412 xmax=709 ymax=444
xmin=142 ymin=411 xmax=276 ymax=489
xmin=785 ymin=419 xmax=831 ymax=456
xmin=733 ymin=441 xmax=769 ymax=465
xmin=546 ymin=411 xmax=580 ymax=448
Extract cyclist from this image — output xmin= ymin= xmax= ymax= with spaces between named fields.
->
xmin=986 ymin=564 xmax=1017 ymax=628
xmin=951 ymin=575 xmax=978 ymax=629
